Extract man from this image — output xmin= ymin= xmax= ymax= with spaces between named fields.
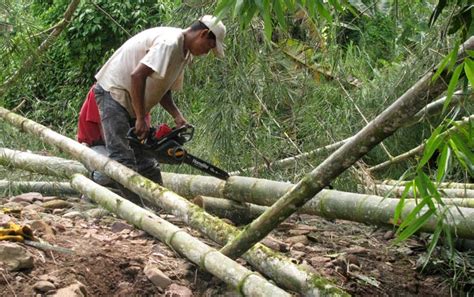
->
xmin=93 ymin=15 xmax=226 ymax=204
xmin=77 ymin=84 xmax=151 ymax=187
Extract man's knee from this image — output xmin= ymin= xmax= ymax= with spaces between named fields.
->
xmin=139 ymin=162 xmax=163 ymax=186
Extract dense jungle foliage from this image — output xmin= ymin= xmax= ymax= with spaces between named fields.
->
xmin=1 ymin=0 xmax=474 ymax=292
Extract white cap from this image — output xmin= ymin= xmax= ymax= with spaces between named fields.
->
xmin=199 ymin=15 xmax=226 ymax=58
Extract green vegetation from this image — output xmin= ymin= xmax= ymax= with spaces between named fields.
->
xmin=1 ymin=0 xmax=473 ymax=293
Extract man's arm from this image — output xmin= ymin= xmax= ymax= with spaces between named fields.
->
xmin=160 ymin=90 xmax=187 ymax=127
xmin=130 ymin=63 xmax=154 ymax=139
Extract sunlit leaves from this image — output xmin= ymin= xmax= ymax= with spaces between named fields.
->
xmin=215 ymin=0 xmax=341 ymax=40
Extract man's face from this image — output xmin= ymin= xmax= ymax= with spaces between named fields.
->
xmin=190 ymin=29 xmax=216 ymax=56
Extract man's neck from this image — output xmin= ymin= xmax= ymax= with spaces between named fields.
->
xmin=182 ymin=28 xmax=192 ymax=56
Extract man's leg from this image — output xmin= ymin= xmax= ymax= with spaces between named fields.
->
xmin=94 ymin=84 xmax=144 ymax=206
xmin=134 ymin=145 xmax=163 ymax=186
xmin=89 ymin=145 xmax=114 ymax=187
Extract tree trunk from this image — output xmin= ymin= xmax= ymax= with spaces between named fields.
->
xmin=70 ymin=174 xmax=290 ymax=297
xmin=0 ymin=148 xmax=346 ymax=296
xmin=0 ymin=180 xmax=78 ymax=196
xmin=219 ymin=37 xmax=474 ymax=259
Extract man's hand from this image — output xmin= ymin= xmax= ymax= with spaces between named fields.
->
xmin=174 ymin=115 xmax=188 ymax=128
xmin=135 ymin=117 xmax=149 ymax=140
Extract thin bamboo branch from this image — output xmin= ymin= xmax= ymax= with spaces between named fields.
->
xmin=0 ymin=142 xmax=346 ymax=294
xmin=0 ymin=0 xmax=80 ymax=93
xmin=220 ymin=37 xmax=474 ymax=259
xmin=368 ymin=115 xmax=474 ymax=172
xmin=338 ymin=80 xmax=393 ymax=159
xmin=253 ymin=91 xmax=305 ymax=157
xmin=232 ymin=88 xmax=471 ymax=176
xmin=70 ymin=174 xmax=289 ymax=296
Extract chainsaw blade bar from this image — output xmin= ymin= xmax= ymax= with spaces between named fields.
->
xmin=183 ymin=153 xmax=229 ymax=180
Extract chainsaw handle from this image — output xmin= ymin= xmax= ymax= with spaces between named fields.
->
xmin=126 ymin=127 xmax=155 ymax=149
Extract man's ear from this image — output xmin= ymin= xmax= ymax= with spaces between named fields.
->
xmin=199 ymin=29 xmax=209 ymax=38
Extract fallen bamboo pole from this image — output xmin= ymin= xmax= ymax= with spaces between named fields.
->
xmin=378 ymin=180 xmax=474 ymax=190
xmin=0 ymin=147 xmax=89 ymax=177
xmin=193 ymin=195 xmax=267 ymax=225
xmin=195 ymin=194 xmax=474 ymax=222
xmin=372 ymin=184 xmax=474 ymax=199
xmin=0 ymin=180 xmax=78 ymax=196
xmin=69 ymin=174 xmax=290 ymax=297
xmin=0 ymin=150 xmax=346 ymax=295
xmin=163 ymin=175 xmax=474 ymax=238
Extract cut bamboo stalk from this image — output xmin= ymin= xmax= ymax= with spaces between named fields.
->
xmin=0 ymin=152 xmax=345 ymax=293
xmin=0 ymin=180 xmax=78 ymax=196
xmin=192 ymin=195 xmax=474 ymax=231
xmin=0 ymin=147 xmax=89 ymax=177
xmin=163 ymin=175 xmax=474 ymax=236
xmin=69 ymin=174 xmax=290 ymax=297
xmin=231 ymin=89 xmax=471 ymax=176
xmin=372 ymin=184 xmax=474 ymax=199
xmin=193 ymin=195 xmax=267 ymax=225
xmin=220 ymin=37 xmax=474 ymax=259
xmin=378 ymin=180 xmax=474 ymax=190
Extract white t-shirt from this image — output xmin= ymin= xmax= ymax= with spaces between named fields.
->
xmin=95 ymin=27 xmax=192 ymax=117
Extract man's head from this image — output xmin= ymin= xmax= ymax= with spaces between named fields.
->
xmin=186 ymin=15 xmax=226 ymax=58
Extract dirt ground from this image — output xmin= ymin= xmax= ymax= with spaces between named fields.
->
xmin=0 ymin=193 xmax=456 ymax=296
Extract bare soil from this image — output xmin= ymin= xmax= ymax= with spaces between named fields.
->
xmin=0 ymin=194 xmax=455 ymax=296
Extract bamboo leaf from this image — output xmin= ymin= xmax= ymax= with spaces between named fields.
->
xmin=233 ymin=0 xmax=245 ymax=18
xmin=418 ymin=126 xmax=445 ymax=169
xmin=424 ymin=215 xmax=444 ymax=269
xmin=328 ymin=0 xmax=343 ymax=11
xmin=273 ymin=0 xmax=287 ymax=29
xmin=465 ymin=59 xmax=474 ymax=88
xmin=241 ymin=3 xmax=259 ymax=26
xmin=315 ymin=1 xmax=332 ymax=22
xmin=432 ymin=44 xmax=459 ymax=82
xmin=428 ymin=0 xmax=447 ymax=27
xmin=449 ymin=134 xmax=474 ymax=176
xmin=396 ymin=191 xmax=428 ymax=233
xmin=395 ymin=209 xmax=435 ymax=244
xmin=260 ymin=0 xmax=273 ymax=40
xmin=443 ymin=63 xmax=464 ymax=114
xmin=393 ymin=181 xmax=413 ymax=228
xmin=215 ymin=0 xmax=236 ymax=18
xmin=436 ymin=144 xmax=450 ymax=183
xmin=419 ymin=171 xmax=442 ymax=206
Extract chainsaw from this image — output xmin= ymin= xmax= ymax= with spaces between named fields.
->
xmin=127 ymin=124 xmax=229 ymax=180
